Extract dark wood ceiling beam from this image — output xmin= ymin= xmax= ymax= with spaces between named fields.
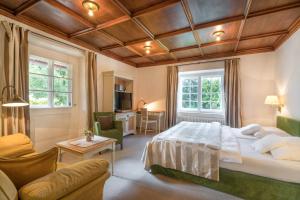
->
xmin=201 ymin=39 xmax=238 ymax=48
xmin=169 ymin=45 xmax=199 ymax=52
xmin=132 ymin=0 xmax=180 ymax=17
xmin=180 ymin=0 xmax=204 ymax=56
xmin=44 ymin=0 xmax=94 ymax=28
xmin=70 ymin=15 xmax=131 ymax=37
xmin=241 ymin=30 xmax=289 ymax=41
xmin=234 ymin=0 xmax=253 ymax=51
xmin=14 ymin=0 xmax=42 ymax=15
xmin=100 ymin=44 xmax=122 ymax=51
xmin=137 ymin=46 xmax=274 ymax=67
xmin=248 ymin=2 xmax=300 ymax=18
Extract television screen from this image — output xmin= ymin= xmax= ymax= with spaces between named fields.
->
xmin=115 ymin=92 xmax=132 ymax=111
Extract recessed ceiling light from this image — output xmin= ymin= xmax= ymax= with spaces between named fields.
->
xmin=145 ymin=41 xmax=152 ymax=46
xmin=144 ymin=45 xmax=152 ymax=50
xmin=82 ymin=0 xmax=99 ymax=17
xmin=145 ymin=50 xmax=150 ymax=54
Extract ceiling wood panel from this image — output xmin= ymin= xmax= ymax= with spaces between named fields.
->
xmin=188 ymin=0 xmax=247 ymax=24
xmin=109 ymin=47 xmax=137 ymax=57
xmin=202 ymin=43 xmax=235 ymax=54
xmin=238 ymin=35 xmax=280 ymax=50
xmin=243 ymin=7 xmax=300 ymax=37
xmin=250 ymin=0 xmax=300 ymax=12
xmin=198 ymin=21 xmax=241 ymax=43
xmin=121 ymin=0 xmax=165 ymax=12
xmin=23 ymin=1 xmax=88 ymax=34
xmin=103 ymin=20 xmax=149 ymax=42
xmin=77 ymin=31 xmax=117 ymax=48
xmin=0 ymin=0 xmax=28 ymax=10
xmin=159 ymin=32 xmax=197 ymax=49
xmin=173 ymin=48 xmax=202 ymax=59
xmin=129 ymin=57 xmax=152 ymax=64
xmin=150 ymin=54 xmax=174 ymax=62
xmin=137 ymin=3 xmax=189 ymax=35
xmin=56 ymin=0 xmax=123 ymax=25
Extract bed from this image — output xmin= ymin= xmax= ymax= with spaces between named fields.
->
xmin=143 ymin=116 xmax=300 ymax=200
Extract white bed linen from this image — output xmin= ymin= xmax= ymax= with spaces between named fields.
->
xmin=220 ymin=137 xmax=300 ymax=184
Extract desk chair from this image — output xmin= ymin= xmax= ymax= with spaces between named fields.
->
xmin=140 ymin=108 xmax=158 ymax=135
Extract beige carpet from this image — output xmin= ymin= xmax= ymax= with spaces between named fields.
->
xmin=62 ymin=133 xmax=241 ymax=200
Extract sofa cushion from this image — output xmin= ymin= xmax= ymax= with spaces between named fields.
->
xmin=0 ymin=170 xmax=18 ymax=200
xmin=19 ymin=159 xmax=109 ymax=200
xmin=0 ymin=133 xmax=34 ymax=158
xmin=0 ymin=147 xmax=58 ymax=189
xmin=96 ymin=115 xmax=113 ymax=130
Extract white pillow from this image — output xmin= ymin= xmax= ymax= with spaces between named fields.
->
xmin=251 ymin=134 xmax=286 ymax=153
xmin=254 ymin=127 xmax=289 ymax=139
xmin=241 ymin=124 xmax=262 ymax=135
xmin=271 ymin=145 xmax=300 ymax=161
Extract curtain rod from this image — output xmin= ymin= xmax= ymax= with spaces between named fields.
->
xmin=30 ymin=32 xmax=85 ymax=52
xmin=177 ymin=58 xmax=240 ymax=67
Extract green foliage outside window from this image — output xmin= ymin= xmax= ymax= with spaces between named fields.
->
xmin=29 ymin=56 xmax=72 ymax=107
xmin=180 ymin=75 xmax=223 ymax=111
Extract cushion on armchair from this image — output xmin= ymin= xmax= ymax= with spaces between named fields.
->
xmin=19 ymin=159 xmax=110 ymax=200
xmin=0 ymin=133 xmax=35 ymax=158
xmin=96 ymin=115 xmax=113 ymax=130
xmin=0 ymin=147 xmax=58 ymax=189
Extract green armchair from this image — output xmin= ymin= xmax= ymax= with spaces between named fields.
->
xmin=94 ymin=112 xmax=123 ymax=150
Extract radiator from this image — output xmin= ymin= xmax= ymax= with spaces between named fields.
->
xmin=177 ymin=113 xmax=226 ymax=125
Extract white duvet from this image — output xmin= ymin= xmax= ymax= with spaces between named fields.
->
xmin=142 ymin=121 xmax=242 ymax=181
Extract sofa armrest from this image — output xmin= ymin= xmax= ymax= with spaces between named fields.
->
xmin=19 ymin=159 xmax=110 ymax=200
xmin=114 ymin=120 xmax=123 ymax=132
xmin=94 ymin=121 xmax=102 ymax=135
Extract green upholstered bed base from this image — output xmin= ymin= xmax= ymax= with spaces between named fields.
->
xmin=151 ymin=165 xmax=300 ymax=200
xmin=150 ymin=116 xmax=300 ymax=200
xmin=277 ymin=116 xmax=300 ymax=137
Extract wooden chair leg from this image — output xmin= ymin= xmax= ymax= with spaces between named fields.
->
xmin=145 ymin=121 xmax=148 ymax=135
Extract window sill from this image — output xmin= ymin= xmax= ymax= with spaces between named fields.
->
xmin=177 ymin=111 xmax=224 ymax=118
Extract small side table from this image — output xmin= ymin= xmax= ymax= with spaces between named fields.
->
xmin=56 ymin=136 xmax=117 ymax=175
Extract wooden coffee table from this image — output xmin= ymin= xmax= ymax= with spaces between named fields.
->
xmin=56 ymin=136 xmax=117 ymax=174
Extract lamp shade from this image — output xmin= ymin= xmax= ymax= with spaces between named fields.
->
xmin=264 ymin=95 xmax=279 ymax=105
xmin=2 ymin=95 xmax=29 ymax=107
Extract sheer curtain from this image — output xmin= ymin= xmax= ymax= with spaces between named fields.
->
xmin=224 ymin=58 xmax=241 ymax=128
xmin=165 ymin=65 xmax=178 ymax=128
xmin=86 ymin=51 xmax=98 ymax=129
xmin=0 ymin=21 xmax=30 ymax=136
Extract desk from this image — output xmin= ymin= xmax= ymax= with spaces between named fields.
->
xmin=136 ymin=111 xmax=165 ymax=133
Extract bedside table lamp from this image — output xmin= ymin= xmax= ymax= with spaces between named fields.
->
xmin=264 ymin=95 xmax=283 ymax=112
xmin=1 ymin=85 xmax=29 ymax=107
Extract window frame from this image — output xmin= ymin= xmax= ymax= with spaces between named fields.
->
xmin=178 ymin=70 xmax=224 ymax=114
xmin=29 ymin=55 xmax=73 ymax=109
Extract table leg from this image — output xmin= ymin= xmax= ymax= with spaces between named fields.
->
xmin=111 ymin=142 xmax=115 ymax=175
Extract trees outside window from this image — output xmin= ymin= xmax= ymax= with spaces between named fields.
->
xmin=29 ymin=55 xmax=72 ymax=108
xmin=178 ymin=70 xmax=224 ymax=112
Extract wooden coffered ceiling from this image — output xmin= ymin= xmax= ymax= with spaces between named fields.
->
xmin=0 ymin=0 xmax=300 ymax=67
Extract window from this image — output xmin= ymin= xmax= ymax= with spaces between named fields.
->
xmin=29 ymin=55 xmax=72 ymax=108
xmin=178 ymin=70 xmax=224 ymax=112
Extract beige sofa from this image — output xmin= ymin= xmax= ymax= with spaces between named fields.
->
xmin=0 ymin=134 xmax=110 ymax=200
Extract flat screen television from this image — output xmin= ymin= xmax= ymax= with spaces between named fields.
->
xmin=115 ymin=91 xmax=132 ymax=111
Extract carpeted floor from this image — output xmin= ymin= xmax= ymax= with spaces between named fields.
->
xmin=62 ymin=133 xmax=241 ymax=200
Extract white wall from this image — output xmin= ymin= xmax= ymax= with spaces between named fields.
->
xmin=136 ymin=52 xmax=277 ymax=126
xmin=274 ymin=29 xmax=300 ymax=120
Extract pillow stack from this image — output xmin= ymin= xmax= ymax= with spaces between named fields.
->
xmin=252 ymin=134 xmax=300 ymax=161
xmin=240 ymin=124 xmax=289 ymax=138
